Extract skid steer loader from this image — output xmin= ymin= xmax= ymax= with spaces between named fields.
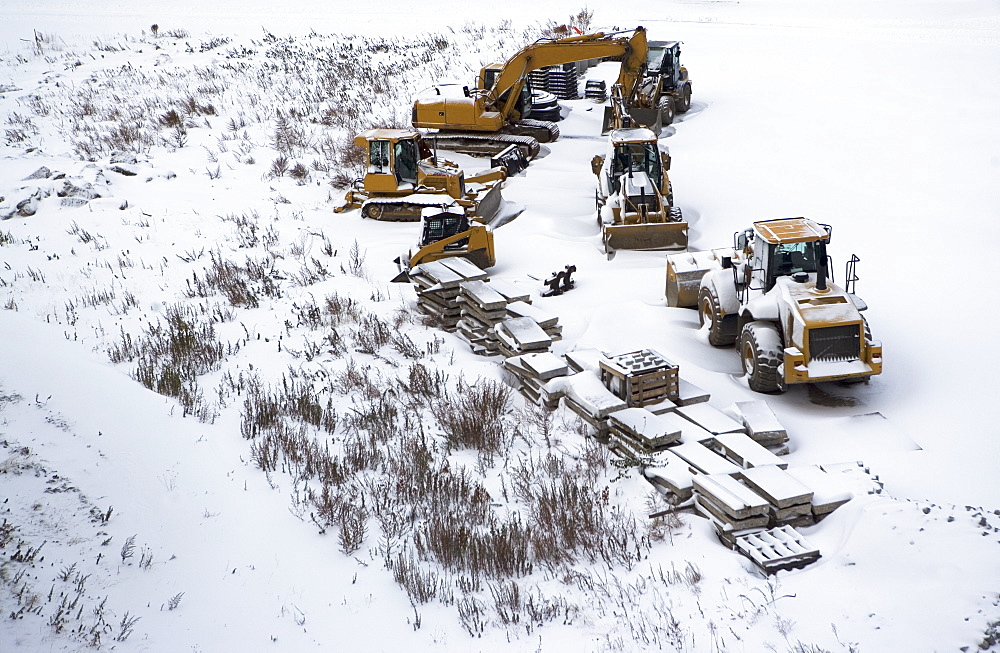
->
xmin=392 ymin=205 xmax=495 ymax=282
xmin=591 ymin=126 xmax=687 ymax=251
xmin=665 ymin=218 xmax=882 ymax=392
xmin=334 ymin=128 xmax=506 ymax=222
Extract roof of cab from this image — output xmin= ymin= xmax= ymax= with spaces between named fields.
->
xmin=753 ymin=217 xmax=830 ymax=244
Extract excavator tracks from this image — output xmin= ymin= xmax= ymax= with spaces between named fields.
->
xmin=425 ymin=132 xmax=541 ymax=160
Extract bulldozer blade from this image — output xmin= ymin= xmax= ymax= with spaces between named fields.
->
xmin=603 ymin=221 xmax=688 ymax=252
xmin=474 ymin=183 xmax=503 ymax=223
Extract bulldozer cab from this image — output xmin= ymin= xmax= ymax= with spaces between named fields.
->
xmin=355 ymin=129 xmax=432 ymax=191
xmin=746 ymin=218 xmax=831 ymax=293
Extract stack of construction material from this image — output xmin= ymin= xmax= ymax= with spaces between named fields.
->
xmin=494 ymin=316 xmax=553 ymax=358
xmin=785 ymin=465 xmax=854 ymax=522
xmin=546 ymin=63 xmax=579 ymax=99
xmin=528 ymin=64 xmax=580 ymax=99
xmin=739 ymin=465 xmax=814 ymax=525
xmin=729 ymin=400 xmax=789 ymax=453
xmin=456 ymin=280 xmax=509 ymax=355
xmin=502 ymin=351 xmax=568 ymax=407
xmin=506 ymin=301 xmax=562 ymax=342
xmin=607 ymin=407 xmax=683 ymax=455
xmin=693 ymin=473 xmax=771 ymax=533
xmin=409 ymin=258 xmax=489 ymax=330
xmin=547 ymin=371 xmax=626 ymax=439
xmin=584 ymin=79 xmax=607 ymax=101
xmin=600 ymin=349 xmax=679 ymax=407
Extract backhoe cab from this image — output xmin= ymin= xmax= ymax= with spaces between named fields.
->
xmin=335 ymin=128 xmax=505 ymax=222
xmin=592 ymin=127 xmax=686 ymax=250
xmin=665 ymin=218 xmax=882 ymax=392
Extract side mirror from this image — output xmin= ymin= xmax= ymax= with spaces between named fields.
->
xmin=591 ymin=155 xmax=604 ymax=177
xmin=660 ymin=152 xmax=671 ymax=171
xmin=463 ymin=86 xmax=470 ymax=97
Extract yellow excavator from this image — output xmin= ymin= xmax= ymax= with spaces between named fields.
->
xmin=334 ymin=128 xmax=506 ymax=222
xmin=665 ymin=218 xmax=882 ymax=392
xmin=412 ymin=27 xmax=649 ymax=159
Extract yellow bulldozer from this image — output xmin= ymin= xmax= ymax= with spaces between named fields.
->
xmin=392 ymin=205 xmax=495 ymax=282
xmin=665 ymin=218 xmax=882 ymax=392
xmin=412 ymin=27 xmax=649 ymax=159
xmin=591 ymin=125 xmax=687 ymax=251
xmin=334 ymin=128 xmax=506 ymax=222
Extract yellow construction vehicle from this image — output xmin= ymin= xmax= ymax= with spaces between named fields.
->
xmin=599 ymin=39 xmax=693 ymax=135
xmin=392 ymin=205 xmax=495 ymax=282
xmin=591 ymin=119 xmax=686 ymax=250
xmin=412 ymin=27 xmax=649 ymax=158
xmin=591 ymin=83 xmax=687 ymax=251
xmin=665 ymin=218 xmax=882 ymax=392
xmin=334 ymin=128 xmax=506 ymax=222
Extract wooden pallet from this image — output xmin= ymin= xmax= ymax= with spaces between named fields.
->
xmin=733 ymin=525 xmax=821 ymax=574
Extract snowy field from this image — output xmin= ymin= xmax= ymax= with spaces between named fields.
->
xmin=2 ymin=1 xmax=1000 ymax=651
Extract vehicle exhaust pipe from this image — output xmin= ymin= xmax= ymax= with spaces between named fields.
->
xmin=816 ymin=239 xmax=828 ymax=291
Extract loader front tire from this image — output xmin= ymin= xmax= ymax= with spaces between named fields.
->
xmin=740 ymin=321 xmax=783 ymax=393
xmin=698 ymin=285 xmax=736 ymax=346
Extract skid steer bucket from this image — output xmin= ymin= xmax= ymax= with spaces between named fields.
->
xmin=472 ymin=182 xmax=503 ymax=224
xmin=604 ymin=221 xmax=687 ymax=252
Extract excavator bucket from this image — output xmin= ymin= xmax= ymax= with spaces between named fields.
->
xmin=604 ymin=221 xmax=688 ymax=252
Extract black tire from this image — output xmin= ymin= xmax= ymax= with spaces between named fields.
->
xmin=677 ymin=85 xmax=692 ymax=113
xmin=740 ymin=321 xmax=784 ymax=393
xmin=658 ymin=97 xmax=675 ymax=126
xmin=698 ymin=285 xmax=736 ymax=346
xmin=362 ymin=203 xmax=384 ymax=220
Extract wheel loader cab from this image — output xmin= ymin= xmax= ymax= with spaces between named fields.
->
xmin=749 ymin=218 xmax=831 ymax=292
xmin=646 ymin=42 xmax=684 ymax=89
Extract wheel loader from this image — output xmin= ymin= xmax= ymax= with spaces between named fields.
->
xmin=334 ymin=128 xmax=506 ymax=222
xmin=600 ymin=39 xmax=693 ymax=135
xmin=391 ymin=205 xmax=495 ymax=282
xmin=591 ymin=125 xmax=687 ymax=251
xmin=412 ymin=27 xmax=649 ymax=159
xmin=665 ymin=218 xmax=882 ymax=392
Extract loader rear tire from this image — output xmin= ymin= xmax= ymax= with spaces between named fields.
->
xmin=677 ymin=85 xmax=692 ymax=113
xmin=740 ymin=321 xmax=783 ymax=393
xmin=698 ymin=285 xmax=736 ymax=346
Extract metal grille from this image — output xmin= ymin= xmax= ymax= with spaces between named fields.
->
xmin=808 ymin=324 xmax=860 ymax=362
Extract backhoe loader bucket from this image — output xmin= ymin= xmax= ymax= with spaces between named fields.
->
xmin=604 ymin=221 xmax=687 ymax=252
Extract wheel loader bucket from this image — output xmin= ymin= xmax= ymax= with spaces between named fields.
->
xmin=664 ymin=248 xmax=733 ymax=307
xmin=603 ymin=221 xmax=687 ymax=252
xmin=626 ymin=107 xmax=662 ymax=136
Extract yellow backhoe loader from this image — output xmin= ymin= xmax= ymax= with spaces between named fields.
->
xmin=412 ymin=27 xmax=649 ymax=159
xmin=334 ymin=128 xmax=506 ymax=222
xmin=665 ymin=218 xmax=882 ymax=392
xmin=591 ymin=126 xmax=686 ymax=251
xmin=392 ymin=205 xmax=495 ymax=282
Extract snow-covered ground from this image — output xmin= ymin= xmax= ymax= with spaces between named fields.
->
xmin=2 ymin=1 xmax=1000 ymax=651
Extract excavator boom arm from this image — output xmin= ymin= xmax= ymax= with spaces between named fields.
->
xmin=488 ymin=28 xmax=648 ymax=118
